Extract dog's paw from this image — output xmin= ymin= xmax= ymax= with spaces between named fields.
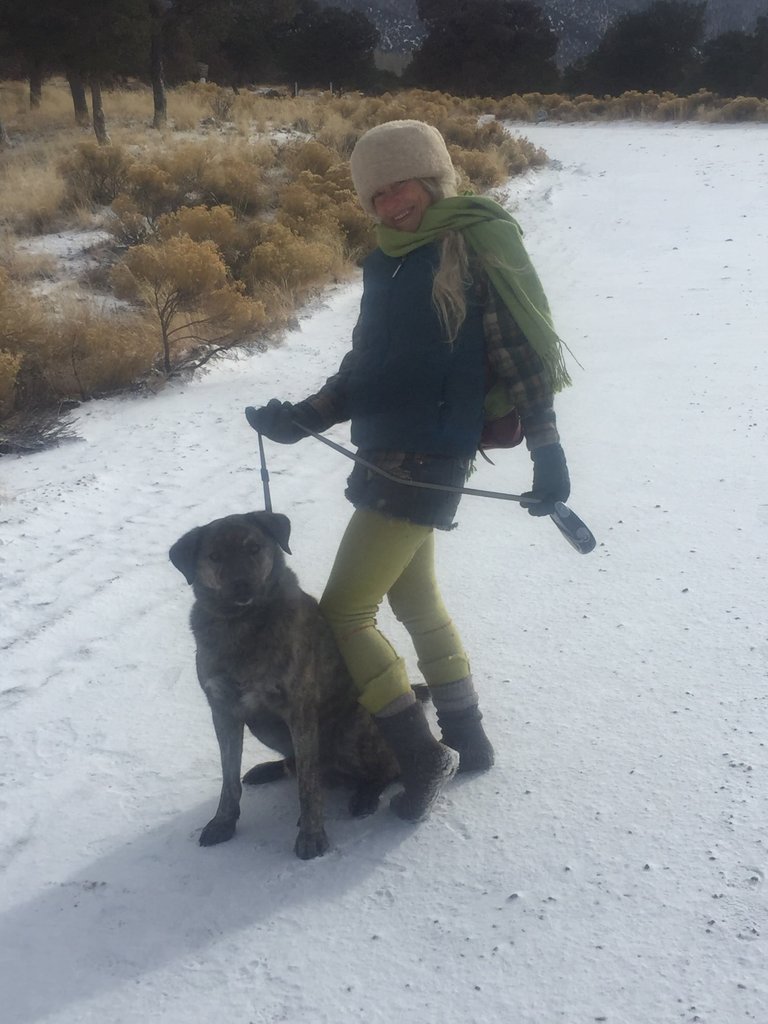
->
xmin=294 ymin=827 xmax=330 ymax=860
xmin=199 ymin=816 xmax=238 ymax=846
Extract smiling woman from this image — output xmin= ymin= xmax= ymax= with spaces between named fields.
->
xmin=246 ymin=118 xmax=574 ymax=825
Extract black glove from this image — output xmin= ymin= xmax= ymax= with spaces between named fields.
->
xmin=245 ymin=399 xmax=310 ymax=444
xmin=521 ymin=443 xmax=570 ymax=517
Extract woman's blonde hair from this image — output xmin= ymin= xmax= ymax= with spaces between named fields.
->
xmin=419 ymin=178 xmax=471 ymax=344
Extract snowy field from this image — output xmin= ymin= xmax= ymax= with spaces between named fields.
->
xmin=2 ymin=121 xmax=767 ymax=1024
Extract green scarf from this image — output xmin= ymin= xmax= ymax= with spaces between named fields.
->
xmin=376 ymin=194 xmax=572 ymax=401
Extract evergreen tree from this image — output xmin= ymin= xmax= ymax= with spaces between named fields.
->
xmin=208 ymin=0 xmax=298 ymax=86
xmin=410 ymin=0 xmax=559 ymax=96
xmin=698 ymin=28 xmax=761 ymax=96
xmin=269 ymin=1 xmax=379 ymax=90
xmin=565 ymin=1 xmax=707 ymax=95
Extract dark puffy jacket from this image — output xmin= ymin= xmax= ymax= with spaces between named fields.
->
xmin=343 ymin=243 xmax=487 ymax=457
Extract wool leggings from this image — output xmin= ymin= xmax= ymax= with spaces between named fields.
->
xmin=319 ymin=507 xmax=471 ymax=715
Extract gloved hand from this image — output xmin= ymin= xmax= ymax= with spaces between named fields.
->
xmin=521 ymin=442 xmax=570 ymax=517
xmin=245 ymin=399 xmax=309 ymax=444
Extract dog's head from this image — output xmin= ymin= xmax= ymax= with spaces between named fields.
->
xmin=169 ymin=512 xmax=292 ymax=608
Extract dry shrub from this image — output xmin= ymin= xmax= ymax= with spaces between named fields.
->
xmin=710 ymin=96 xmax=768 ymax=122
xmin=243 ymin=222 xmax=345 ymax=309
xmin=277 ymin=169 xmax=373 ymax=257
xmin=492 ymin=95 xmax=533 ymax=121
xmin=0 ymin=268 xmax=45 ymax=355
xmin=180 ymin=82 xmax=237 ymax=122
xmin=152 ymin=139 xmax=278 ymax=215
xmin=0 ymin=349 xmax=23 ymax=419
xmin=168 ymin=83 xmax=219 ymax=130
xmin=108 ymin=194 xmax=153 ymax=246
xmin=0 ymin=142 xmax=67 ymax=234
xmin=610 ymin=91 xmax=661 ymax=118
xmin=148 ymin=141 xmax=217 ymax=196
xmin=40 ymin=302 xmax=157 ymax=401
xmin=284 ymin=139 xmax=337 ymax=176
xmin=97 ymin=85 xmax=156 ymax=126
xmin=655 ymin=97 xmax=686 ymax=121
xmin=123 ymin=163 xmax=188 ymax=223
xmin=448 ymin=145 xmax=508 ymax=188
xmin=1 ymin=247 xmax=58 ymax=283
xmin=112 ymin=235 xmax=266 ymax=372
xmin=548 ymin=100 xmax=579 ymax=121
xmin=157 ymin=204 xmax=243 ymax=258
xmin=59 ymin=142 xmax=135 ymax=207
xmin=313 ymin=112 xmax=361 ymax=158
xmin=2 ymin=76 xmax=78 ymax=132
xmin=195 ymin=153 xmax=275 ymax=216
xmin=0 ymin=268 xmax=153 ymax=411
xmin=499 ymin=134 xmax=547 ymax=173
xmin=683 ymin=90 xmax=719 ymax=118
xmin=441 ymin=117 xmax=504 ymax=150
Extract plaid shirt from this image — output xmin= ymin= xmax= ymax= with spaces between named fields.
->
xmin=298 ymin=265 xmax=561 ymax=528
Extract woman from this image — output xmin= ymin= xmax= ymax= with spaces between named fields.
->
xmin=246 ymin=120 xmax=572 ymax=823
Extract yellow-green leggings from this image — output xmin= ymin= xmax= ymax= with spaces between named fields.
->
xmin=319 ymin=507 xmax=471 ymax=715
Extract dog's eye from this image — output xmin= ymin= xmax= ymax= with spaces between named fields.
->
xmin=207 ymin=551 xmax=222 ymax=564
xmin=244 ymin=542 xmax=262 ymax=558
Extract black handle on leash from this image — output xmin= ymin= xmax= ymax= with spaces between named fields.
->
xmin=549 ymin=501 xmax=596 ymax=554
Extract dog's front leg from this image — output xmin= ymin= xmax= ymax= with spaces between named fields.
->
xmin=288 ymin=704 xmax=329 ymax=860
xmin=200 ymin=701 xmax=244 ymax=847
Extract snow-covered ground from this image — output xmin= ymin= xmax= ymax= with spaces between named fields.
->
xmin=2 ymin=121 xmax=767 ymax=1024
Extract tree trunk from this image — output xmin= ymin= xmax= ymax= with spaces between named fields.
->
xmin=90 ymin=79 xmax=110 ymax=146
xmin=29 ymin=64 xmax=44 ymax=109
xmin=150 ymin=30 xmax=168 ymax=128
xmin=0 ymin=118 xmax=10 ymax=148
xmin=67 ymin=70 xmax=91 ymax=126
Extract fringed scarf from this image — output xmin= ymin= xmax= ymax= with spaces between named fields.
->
xmin=376 ymin=194 xmax=573 ymax=394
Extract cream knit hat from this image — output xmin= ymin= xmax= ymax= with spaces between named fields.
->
xmin=350 ymin=120 xmax=458 ymax=217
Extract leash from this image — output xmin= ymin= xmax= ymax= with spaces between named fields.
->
xmin=256 ymin=423 xmax=596 ymax=555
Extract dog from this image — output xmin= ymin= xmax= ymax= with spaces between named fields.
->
xmin=169 ymin=511 xmax=399 ymax=859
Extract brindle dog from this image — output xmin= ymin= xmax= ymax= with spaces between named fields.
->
xmin=169 ymin=511 xmax=399 ymax=859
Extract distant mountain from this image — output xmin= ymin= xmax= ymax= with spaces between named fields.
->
xmin=319 ymin=1 xmax=768 ymax=62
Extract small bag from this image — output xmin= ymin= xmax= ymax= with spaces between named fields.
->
xmin=479 ymin=408 xmax=523 ymax=450
xmin=479 ymin=379 xmax=523 ymax=451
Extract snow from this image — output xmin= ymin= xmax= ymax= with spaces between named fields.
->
xmin=2 ymin=121 xmax=768 ymax=1024
xmin=14 ymin=230 xmax=112 ymax=299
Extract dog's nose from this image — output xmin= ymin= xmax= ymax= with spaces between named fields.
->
xmin=230 ymin=580 xmax=253 ymax=605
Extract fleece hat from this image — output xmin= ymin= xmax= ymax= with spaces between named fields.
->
xmin=350 ymin=120 xmax=458 ymax=217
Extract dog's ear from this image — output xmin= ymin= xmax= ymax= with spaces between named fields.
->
xmin=169 ymin=526 xmax=204 ymax=585
xmin=247 ymin=512 xmax=292 ymax=555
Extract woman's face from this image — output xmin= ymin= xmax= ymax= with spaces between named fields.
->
xmin=372 ymin=179 xmax=433 ymax=232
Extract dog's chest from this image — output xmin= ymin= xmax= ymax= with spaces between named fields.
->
xmin=200 ymin=671 xmax=288 ymax=718
xmin=196 ymin=606 xmax=315 ymax=717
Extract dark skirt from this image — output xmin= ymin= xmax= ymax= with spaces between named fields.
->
xmin=344 ymin=450 xmax=471 ymax=531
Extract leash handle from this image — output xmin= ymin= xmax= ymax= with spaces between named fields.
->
xmin=257 ymin=432 xmax=272 ymax=513
xmin=549 ymin=501 xmax=596 ymax=554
